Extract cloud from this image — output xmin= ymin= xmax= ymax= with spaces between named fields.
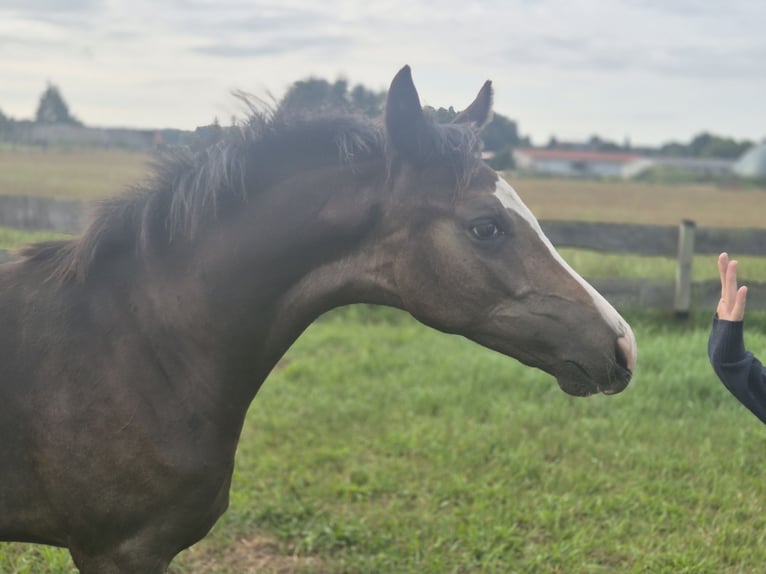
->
xmin=193 ymin=35 xmax=353 ymax=58
xmin=488 ymin=0 xmax=766 ymax=81
xmin=0 ymin=35 xmax=69 ymax=49
xmin=174 ymin=3 xmax=330 ymax=30
xmin=0 ymin=0 xmax=763 ymax=144
xmin=0 ymin=0 xmax=104 ymax=30
xmin=650 ymin=44 xmax=766 ymax=79
xmin=0 ymin=0 xmax=101 ymax=11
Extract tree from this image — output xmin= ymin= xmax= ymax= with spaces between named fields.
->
xmin=279 ymin=76 xmax=525 ymax=153
xmin=424 ymin=108 xmax=519 ymax=152
xmin=426 ymin=106 xmax=458 ymax=123
xmin=280 ymin=78 xmax=350 ymax=115
xmin=659 ymin=132 xmax=754 ymax=159
xmin=0 ymin=107 xmax=9 ymax=132
xmin=688 ymin=132 xmax=713 ymax=157
xmin=586 ymin=134 xmax=623 ymax=152
xmin=690 ymin=132 xmax=752 ymax=159
xmin=486 ymin=146 xmax=515 ymax=171
xmin=349 ymin=84 xmax=385 ymax=117
xmin=482 ymin=113 xmax=519 ymax=151
xmin=658 ymin=141 xmax=687 ymax=157
xmin=280 ymin=77 xmax=386 ymax=118
xmin=35 ymin=83 xmax=81 ymax=125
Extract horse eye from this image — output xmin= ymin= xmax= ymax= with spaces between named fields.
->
xmin=470 ymin=221 xmax=502 ymax=240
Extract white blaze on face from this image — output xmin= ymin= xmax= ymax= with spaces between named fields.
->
xmin=493 ymin=177 xmax=637 ymax=358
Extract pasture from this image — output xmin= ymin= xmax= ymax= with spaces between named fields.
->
xmin=1 ymin=147 xmax=766 ymax=573
xmin=0 ymin=146 xmax=149 ymax=200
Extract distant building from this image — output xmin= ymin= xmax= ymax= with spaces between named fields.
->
xmin=2 ymin=121 xmax=192 ymax=151
xmin=513 ymin=148 xmax=645 ymax=179
xmin=511 ymin=147 xmax=748 ymax=180
xmin=733 ymin=143 xmax=766 ymax=179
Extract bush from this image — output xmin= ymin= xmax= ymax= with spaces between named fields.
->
xmin=486 ymin=146 xmax=515 ymax=171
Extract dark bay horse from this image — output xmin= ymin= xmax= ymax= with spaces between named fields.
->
xmin=0 ymin=66 xmax=636 ymax=573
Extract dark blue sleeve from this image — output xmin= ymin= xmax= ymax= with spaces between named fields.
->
xmin=708 ymin=315 xmax=766 ymax=424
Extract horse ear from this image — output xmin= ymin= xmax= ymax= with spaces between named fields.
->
xmin=452 ymin=80 xmax=493 ymax=128
xmin=385 ymin=65 xmax=429 ymax=158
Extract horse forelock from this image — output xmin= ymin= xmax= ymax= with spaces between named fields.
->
xmin=20 ymin=105 xmax=483 ymax=282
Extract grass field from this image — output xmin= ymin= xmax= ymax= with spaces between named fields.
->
xmin=3 ymin=309 xmax=766 ymax=573
xmin=0 ymin=146 xmax=150 ymax=200
xmin=512 ymin=176 xmax=766 ymax=229
xmin=2 ymin=148 xmax=766 ymax=573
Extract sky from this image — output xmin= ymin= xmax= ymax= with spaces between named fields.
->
xmin=0 ymin=0 xmax=764 ymax=147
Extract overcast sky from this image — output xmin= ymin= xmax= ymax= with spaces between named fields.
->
xmin=1 ymin=0 xmax=764 ymax=146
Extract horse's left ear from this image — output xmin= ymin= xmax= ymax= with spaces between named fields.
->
xmin=385 ymin=65 xmax=430 ymax=159
xmin=452 ymin=80 xmax=493 ymax=129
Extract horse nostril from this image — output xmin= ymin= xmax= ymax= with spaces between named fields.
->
xmin=615 ymin=335 xmax=636 ymax=376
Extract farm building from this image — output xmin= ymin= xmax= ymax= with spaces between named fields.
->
xmin=3 ymin=122 xmax=190 ymax=150
xmin=733 ymin=143 xmax=766 ymax=179
xmin=513 ymin=148 xmax=646 ymax=178
xmin=511 ymin=147 xmax=747 ymax=180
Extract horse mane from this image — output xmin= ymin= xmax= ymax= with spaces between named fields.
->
xmin=20 ymin=105 xmax=483 ymax=282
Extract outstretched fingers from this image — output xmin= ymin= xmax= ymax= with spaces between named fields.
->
xmin=716 ymin=252 xmax=747 ymax=321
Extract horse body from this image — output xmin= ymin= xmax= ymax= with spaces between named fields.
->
xmin=0 ymin=67 xmax=636 ymax=573
xmin=0 ymin=260 xmax=228 ymax=561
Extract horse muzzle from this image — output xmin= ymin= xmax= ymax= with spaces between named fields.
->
xmin=555 ymin=335 xmax=635 ymax=397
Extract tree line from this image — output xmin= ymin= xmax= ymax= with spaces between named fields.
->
xmin=278 ymin=77 xmax=523 ymax=169
xmin=259 ymin=77 xmax=760 ymax=163
xmin=558 ymin=132 xmax=755 ymax=161
xmin=0 ymin=79 xmax=758 ymax=165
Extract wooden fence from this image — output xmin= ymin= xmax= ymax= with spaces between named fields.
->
xmin=541 ymin=220 xmax=766 ymax=314
xmin=0 ymin=195 xmax=764 ymax=313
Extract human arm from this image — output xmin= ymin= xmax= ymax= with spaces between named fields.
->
xmin=708 ymin=253 xmax=766 ymax=424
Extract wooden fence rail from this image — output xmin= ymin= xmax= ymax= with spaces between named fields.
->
xmin=0 ymin=195 xmax=86 ymax=234
xmin=540 ymin=220 xmax=766 ymax=257
xmin=540 ymin=219 xmax=766 ymax=313
xmin=0 ymin=195 xmax=764 ymax=313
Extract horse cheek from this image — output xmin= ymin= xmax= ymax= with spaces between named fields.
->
xmin=395 ymin=229 xmax=481 ymax=332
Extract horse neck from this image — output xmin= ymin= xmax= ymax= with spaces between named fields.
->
xmin=152 ymin=160 xmax=400 ymax=395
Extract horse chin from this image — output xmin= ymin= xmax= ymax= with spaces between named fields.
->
xmin=554 ymin=361 xmax=630 ymax=397
xmin=556 ymin=377 xmax=600 ymax=397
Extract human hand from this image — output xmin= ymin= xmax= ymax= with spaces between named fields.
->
xmin=717 ymin=252 xmax=747 ymax=321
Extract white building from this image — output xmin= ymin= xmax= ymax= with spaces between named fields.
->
xmin=513 ymin=148 xmax=646 ymax=179
xmin=733 ymin=143 xmax=766 ymax=179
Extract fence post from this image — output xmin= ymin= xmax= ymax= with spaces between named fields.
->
xmin=674 ymin=219 xmax=696 ymax=318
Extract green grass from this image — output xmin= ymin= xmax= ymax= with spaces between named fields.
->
xmin=511 ymin=174 xmax=766 ymax=229
xmin=0 ymin=146 xmax=149 ymax=200
xmin=558 ymin=249 xmax=766 ymax=283
xmin=0 ymin=226 xmax=69 ymax=250
xmin=4 ymin=309 xmax=766 ymax=573
xmin=190 ymin=309 xmax=766 ymax=574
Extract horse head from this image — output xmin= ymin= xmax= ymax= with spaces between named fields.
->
xmin=381 ymin=66 xmax=636 ymax=396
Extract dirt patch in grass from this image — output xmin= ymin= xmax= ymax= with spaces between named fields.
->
xmin=272 ymin=357 xmax=291 ymax=371
xmin=173 ymin=535 xmax=323 ymax=574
